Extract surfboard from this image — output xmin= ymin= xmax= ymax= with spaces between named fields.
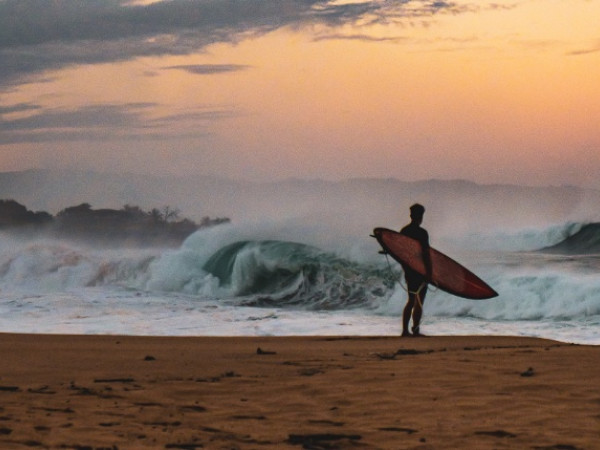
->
xmin=372 ymin=227 xmax=498 ymax=300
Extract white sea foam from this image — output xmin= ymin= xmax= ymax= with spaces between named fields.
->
xmin=1 ymin=215 xmax=599 ymax=344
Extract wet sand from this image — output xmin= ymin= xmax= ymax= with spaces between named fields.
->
xmin=0 ymin=333 xmax=598 ymax=449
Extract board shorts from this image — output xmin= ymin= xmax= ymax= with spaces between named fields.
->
xmin=404 ymin=267 xmax=428 ymax=296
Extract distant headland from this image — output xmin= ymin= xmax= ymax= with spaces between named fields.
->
xmin=0 ymin=199 xmax=230 ymax=246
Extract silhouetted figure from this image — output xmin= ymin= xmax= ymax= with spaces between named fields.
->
xmin=399 ymin=203 xmax=432 ymax=337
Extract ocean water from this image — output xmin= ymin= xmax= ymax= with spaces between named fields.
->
xmin=1 ymin=220 xmax=599 ymax=345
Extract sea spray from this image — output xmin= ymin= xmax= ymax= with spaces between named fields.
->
xmin=146 ymin=229 xmax=396 ymax=309
xmin=1 ymin=219 xmax=599 ymax=342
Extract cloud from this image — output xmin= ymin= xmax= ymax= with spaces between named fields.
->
xmin=0 ymin=103 xmax=154 ymax=131
xmin=163 ymin=64 xmax=251 ymax=75
xmin=312 ymin=33 xmax=406 ymax=43
xmin=567 ymin=40 xmax=600 ymax=56
xmin=0 ymin=0 xmax=463 ymax=87
xmin=0 ymin=102 xmax=42 ymax=115
xmin=156 ymin=108 xmax=240 ymax=123
xmin=0 ymin=101 xmax=233 ymax=144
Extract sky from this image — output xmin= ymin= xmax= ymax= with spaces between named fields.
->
xmin=0 ymin=0 xmax=599 ymax=187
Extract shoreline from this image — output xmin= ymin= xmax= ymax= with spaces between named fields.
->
xmin=1 ymin=333 xmax=598 ymax=449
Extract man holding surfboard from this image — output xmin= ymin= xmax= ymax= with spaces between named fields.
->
xmin=399 ymin=203 xmax=432 ymax=337
xmin=373 ymin=207 xmax=498 ymax=335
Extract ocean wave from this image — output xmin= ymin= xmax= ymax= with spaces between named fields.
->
xmin=0 ymin=233 xmax=396 ymax=310
xmin=540 ymin=222 xmax=600 ymax=254
xmin=451 ymin=221 xmax=588 ymax=252
xmin=1 ymin=222 xmax=600 ymax=320
xmin=201 ymin=240 xmax=394 ymax=309
xmin=425 ymin=262 xmax=600 ymax=321
xmin=0 ymin=239 xmax=156 ymax=292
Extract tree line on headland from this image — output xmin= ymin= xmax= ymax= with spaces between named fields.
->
xmin=0 ymin=199 xmax=230 ymax=246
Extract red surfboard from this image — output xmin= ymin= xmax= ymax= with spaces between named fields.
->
xmin=372 ymin=227 xmax=498 ymax=300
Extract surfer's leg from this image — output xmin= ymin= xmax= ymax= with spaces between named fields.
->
xmin=402 ymin=294 xmax=415 ymax=336
xmin=411 ymin=285 xmax=427 ymax=336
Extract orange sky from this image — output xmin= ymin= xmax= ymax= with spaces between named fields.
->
xmin=1 ymin=0 xmax=599 ymax=187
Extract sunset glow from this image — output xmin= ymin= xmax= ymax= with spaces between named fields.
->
xmin=1 ymin=0 xmax=599 ymax=187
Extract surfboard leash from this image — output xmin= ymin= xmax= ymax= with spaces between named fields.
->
xmin=382 ymin=252 xmax=408 ymax=292
xmin=371 ymin=232 xmax=438 ymax=303
xmin=380 ymin=250 xmax=438 ymax=306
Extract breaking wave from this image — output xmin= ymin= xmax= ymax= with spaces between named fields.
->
xmin=200 ymin=240 xmax=393 ymax=308
xmin=451 ymin=221 xmax=596 ymax=253
xmin=0 ymin=231 xmax=397 ymax=311
xmin=539 ymin=222 xmax=600 ymax=254
xmin=1 ymin=220 xmax=599 ymax=320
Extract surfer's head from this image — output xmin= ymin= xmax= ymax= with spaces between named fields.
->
xmin=410 ymin=203 xmax=425 ymax=222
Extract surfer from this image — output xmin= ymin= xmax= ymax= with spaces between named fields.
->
xmin=399 ymin=203 xmax=432 ymax=337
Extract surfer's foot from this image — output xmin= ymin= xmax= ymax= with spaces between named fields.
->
xmin=401 ymin=331 xmax=411 ymax=338
xmin=411 ymin=326 xmax=426 ymax=337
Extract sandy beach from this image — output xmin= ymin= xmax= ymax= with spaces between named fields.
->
xmin=0 ymin=334 xmax=597 ymax=449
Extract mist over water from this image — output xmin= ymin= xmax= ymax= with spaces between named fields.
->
xmin=1 ymin=171 xmax=599 ymax=343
